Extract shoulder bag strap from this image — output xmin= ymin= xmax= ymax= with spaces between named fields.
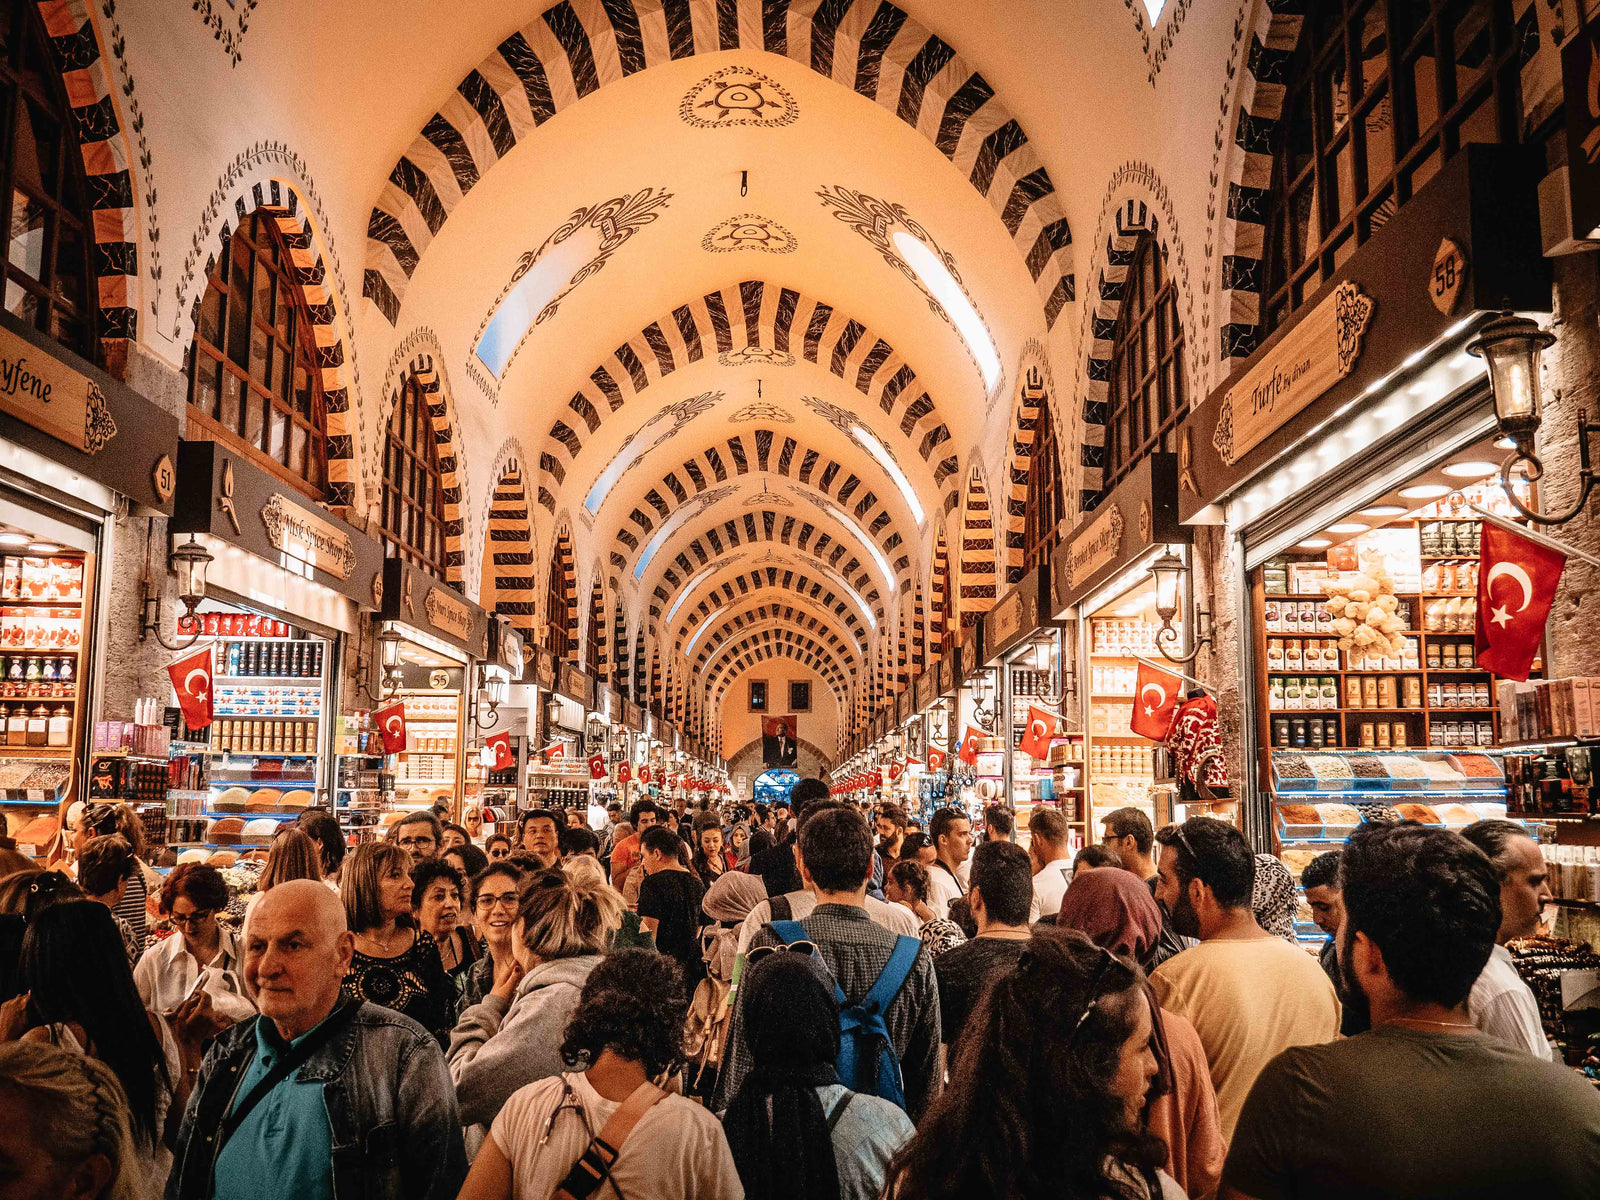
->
xmin=216 ymin=1001 xmax=360 ymax=1150
xmin=824 ymin=1090 xmax=856 ymax=1133
xmin=552 ymin=1082 xmax=669 ymax=1200
xmin=862 ymin=935 xmax=921 ymax=1015
xmin=935 ymin=860 xmax=966 ymax=895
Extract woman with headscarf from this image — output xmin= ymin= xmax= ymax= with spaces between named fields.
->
xmin=722 ymin=951 xmax=914 ymax=1200
xmin=1251 ymin=853 xmax=1298 ymax=943
xmin=1058 ymin=868 xmax=1224 ymax=1200
xmin=685 ymin=869 xmax=766 ymax=1099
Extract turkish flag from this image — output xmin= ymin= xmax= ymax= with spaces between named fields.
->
xmin=542 ymin=742 xmax=566 ymax=761
xmin=639 ymin=765 xmax=651 ymax=784
xmin=485 ymin=731 xmax=514 ymax=770
xmin=927 ymin=748 xmax=946 ymax=771
xmin=588 ymin=753 xmax=606 ymax=780
xmin=618 ymin=762 xmax=632 ymax=783
xmin=374 ymin=699 xmax=408 ymax=754
xmin=887 ymin=760 xmax=904 ymax=782
xmin=1130 ymin=661 xmax=1182 ymax=740
xmin=957 ymin=726 xmax=982 ymax=764
xmin=1476 ymin=521 xmax=1564 ymax=681
xmin=1018 ymin=705 xmax=1061 ymax=761
xmin=167 ymin=646 xmax=214 ymax=731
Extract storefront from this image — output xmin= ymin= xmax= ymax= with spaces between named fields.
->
xmin=982 ymin=566 xmax=1069 ymax=847
xmin=904 ymin=657 xmax=955 ymax=824
xmin=0 ymin=312 xmax=181 ymax=861
xmin=524 ymin=658 xmax=593 ymax=817
xmin=1050 ymin=450 xmax=1191 ymax=850
xmin=375 ymin=557 xmax=489 ymax=829
xmin=167 ymin=438 xmax=385 ymax=856
xmin=462 ymin=614 xmax=523 ymax=827
xmin=1178 ymin=143 xmax=1547 ymax=942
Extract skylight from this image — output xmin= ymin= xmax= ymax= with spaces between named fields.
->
xmin=852 ymin=424 xmax=925 ymax=525
xmin=1141 ymin=0 xmax=1165 ymax=21
xmin=892 ymin=230 xmax=1001 ymax=391
xmin=474 ymin=225 xmax=603 ymax=379
xmin=585 ymin=435 xmax=649 ymax=515
xmin=665 ymin=561 xmax=724 ymax=626
xmin=635 ymin=503 xmax=702 ymax=580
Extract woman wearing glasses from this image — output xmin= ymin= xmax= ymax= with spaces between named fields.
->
xmin=132 ymin=862 xmax=253 ymax=1021
xmin=459 ymin=862 xmax=526 ymax=1011
xmin=886 ymin=929 xmax=1181 ymax=1200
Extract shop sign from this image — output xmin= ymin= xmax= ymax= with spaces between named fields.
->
xmin=1212 ymin=280 xmax=1375 ymax=467
xmin=1064 ymin=504 xmax=1126 ymax=590
xmin=1430 ymin=238 xmax=1467 ymax=315
xmin=624 ymin=701 xmax=643 ymax=732
xmin=261 ymin=493 xmax=357 ymax=579
xmin=985 ymin=570 xmax=1045 ymax=664
xmin=533 ymin=648 xmax=556 ymax=690
xmin=424 ymin=587 xmax=472 ymax=642
xmin=1564 ymin=22 xmax=1600 ymax=244
xmin=559 ymin=661 xmax=593 ymax=707
xmin=914 ymin=669 xmax=937 ymax=712
xmin=0 ymin=322 xmax=117 ymax=454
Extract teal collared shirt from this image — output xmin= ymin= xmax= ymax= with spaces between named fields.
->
xmin=210 ymin=1015 xmax=334 ymax=1200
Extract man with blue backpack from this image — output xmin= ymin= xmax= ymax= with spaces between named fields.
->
xmin=714 ymin=803 xmax=943 ymax=1119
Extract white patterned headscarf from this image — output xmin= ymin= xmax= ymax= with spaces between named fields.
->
xmin=1252 ymin=853 xmax=1298 ymax=942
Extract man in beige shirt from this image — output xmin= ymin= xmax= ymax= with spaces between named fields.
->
xmin=1151 ymin=819 xmax=1340 ymax=1142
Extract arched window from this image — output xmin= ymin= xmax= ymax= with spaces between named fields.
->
xmin=1 ymin=0 xmax=104 ymax=362
xmin=545 ymin=546 xmax=572 ymax=662
xmin=1104 ymin=232 xmax=1183 ymax=493
xmin=189 ymin=212 xmax=329 ymax=495
xmin=1022 ymin=393 xmax=1064 ymax=571
xmin=1261 ymin=0 xmax=1522 ymax=334
xmin=380 ymin=376 xmax=447 ymax=577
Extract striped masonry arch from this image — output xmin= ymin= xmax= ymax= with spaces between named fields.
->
xmin=588 ymin=577 xmax=607 ymax=678
xmin=930 ymin=528 xmax=949 ymax=659
xmin=958 ymin=466 xmax=996 ymax=631
xmin=912 ymin=576 xmax=925 ymax=675
xmin=35 ymin=0 xmax=139 ymax=360
xmin=362 ymin=0 xmax=1072 ymax=331
xmin=548 ymin=526 xmax=578 ymax=661
xmin=486 ymin=459 xmax=537 ymax=645
xmin=1002 ymin=366 xmax=1049 ymax=583
xmin=611 ymin=595 xmax=628 ymax=697
xmin=693 ymin=607 xmax=861 ymax=677
xmin=388 ymin=357 xmax=465 ymax=584
xmin=667 ymin=567 xmax=870 ymax=651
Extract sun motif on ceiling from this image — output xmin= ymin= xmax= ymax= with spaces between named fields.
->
xmin=680 ymin=67 xmax=799 ymax=128
xmin=702 ymin=214 xmax=798 ymax=254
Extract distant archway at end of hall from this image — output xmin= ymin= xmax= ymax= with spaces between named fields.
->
xmin=726 ymin=736 xmax=832 ymax=795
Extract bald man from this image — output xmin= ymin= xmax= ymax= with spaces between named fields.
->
xmin=166 ymin=880 xmax=467 ymax=1200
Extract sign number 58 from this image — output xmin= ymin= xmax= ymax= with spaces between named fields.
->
xmin=1431 ymin=238 xmax=1466 ymax=315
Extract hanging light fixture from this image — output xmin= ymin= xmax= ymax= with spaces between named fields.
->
xmin=139 ymin=535 xmax=214 ymax=650
xmin=1148 ymin=548 xmax=1213 ymax=665
xmin=1468 ymin=313 xmax=1593 ymax=525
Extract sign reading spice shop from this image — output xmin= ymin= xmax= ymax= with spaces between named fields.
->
xmin=1066 ymin=504 xmax=1126 ymax=590
xmin=1211 ymin=280 xmax=1375 ymax=467
xmin=261 ymin=493 xmax=358 ymax=579
xmin=424 ymin=587 xmax=473 ymax=642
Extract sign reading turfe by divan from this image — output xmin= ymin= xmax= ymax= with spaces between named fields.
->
xmin=261 ymin=494 xmax=358 ymax=579
xmin=1212 ymin=280 xmax=1375 ymax=467
xmin=424 ymin=587 xmax=472 ymax=641
xmin=0 ymin=323 xmax=117 ymax=454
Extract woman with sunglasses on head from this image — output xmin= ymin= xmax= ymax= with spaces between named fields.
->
xmin=1059 ymin=868 xmax=1222 ymax=1200
xmin=724 ymin=949 xmax=915 ymax=1200
xmin=887 ymin=929 xmax=1181 ymax=1200
xmin=133 ymin=862 xmax=253 ymax=1022
xmin=457 ymin=948 xmax=740 ymax=1200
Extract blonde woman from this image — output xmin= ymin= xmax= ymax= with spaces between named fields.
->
xmin=447 ymin=869 xmax=622 ymax=1146
xmin=0 ymin=1040 xmax=154 ymax=1200
xmin=338 ymin=842 xmax=455 ymax=1041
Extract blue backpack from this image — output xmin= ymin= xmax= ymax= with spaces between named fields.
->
xmin=770 ymin=919 xmax=921 ymax=1110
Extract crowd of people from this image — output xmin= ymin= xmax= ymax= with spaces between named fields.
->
xmin=1 ymin=786 xmax=1598 ymax=1199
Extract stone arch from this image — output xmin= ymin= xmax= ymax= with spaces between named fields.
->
xmin=1000 ymin=343 xmax=1055 ymax=585
xmin=664 ymin=565 xmax=870 ymax=649
xmin=911 ymin=574 xmax=926 ymax=676
xmin=611 ymin=429 xmax=915 ymax=582
xmin=726 ymin=736 xmax=833 ymax=784
xmin=957 ymin=465 xmax=997 ymax=632
xmin=33 ymin=0 xmax=140 ymax=358
xmin=540 ymin=281 xmax=959 ymax=515
xmin=548 ymin=525 xmax=578 ymax=660
xmin=483 ymin=457 xmax=537 ymax=646
xmin=695 ymin=610 xmax=862 ymax=678
xmin=1213 ymin=0 xmax=1305 ymax=372
xmin=930 ymin=526 xmax=950 ymax=658
xmin=585 ymin=574 xmax=606 ymax=677
xmin=707 ymin=635 xmax=853 ymax=708
xmin=1075 ymin=167 xmax=1199 ymax=508
xmin=363 ymin=1 xmax=1072 ymax=330
xmin=383 ymin=355 xmax=468 ymax=586
xmin=689 ymin=597 xmax=864 ymax=669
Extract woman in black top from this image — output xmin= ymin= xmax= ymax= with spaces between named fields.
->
xmin=690 ymin=812 xmax=734 ymax=883
xmin=338 ymin=842 xmax=454 ymax=1040
xmin=411 ymin=858 xmax=480 ymax=986
xmin=635 ymin=825 xmax=706 ymax=987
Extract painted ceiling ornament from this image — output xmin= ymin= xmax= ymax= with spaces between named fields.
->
xmin=718 ymin=344 xmax=794 ymax=368
xmin=469 ymin=187 xmax=674 ymax=388
xmin=745 ymin=479 xmax=793 ymax=508
xmin=732 ymin=403 xmax=793 ymax=423
xmin=799 ymin=395 xmax=860 ymax=439
xmin=680 ymin=66 xmax=799 ymax=128
xmin=702 ymin=214 xmax=798 ymax=254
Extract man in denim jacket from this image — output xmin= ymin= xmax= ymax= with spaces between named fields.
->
xmin=166 ymin=880 xmax=467 ymax=1200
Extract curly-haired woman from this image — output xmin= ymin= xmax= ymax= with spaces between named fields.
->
xmin=886 ymin=929 xmax=1180 ymax=1200
xmin=456 ymin=948 xmax=741 ymax=1200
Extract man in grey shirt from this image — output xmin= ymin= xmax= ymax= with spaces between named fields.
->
xmin=715 ymin=803 xmax=941 ymax=1118
xmin=1461 ymin=819 xmax=1554 ymax=1058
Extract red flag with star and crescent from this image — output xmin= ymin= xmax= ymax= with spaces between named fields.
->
xmin=374 ymin=699 xmax=408 ymax=754
xmin=1130 ymin=661 xmax=1182 ymax=740
xmin=1476 ymin=521 xmax=1565 ymax=682
xmin=485 ymin=731 xmax=514 ymax=771
xmin=927 ymin=748 xmax=946 ymax=772
xmin=587 ymin=753 xmax=606 ymax=780
xmin=1018 ymin=705 xmax=1061 ymax=761
xmin=167 ymin=646 xmax=213 ymax=731
xmin=957 ymin=726 xmax=983 ymax=765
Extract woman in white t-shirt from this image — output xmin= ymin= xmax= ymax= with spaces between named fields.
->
xmin=456 ymin=947 xmax=742 ymax=1200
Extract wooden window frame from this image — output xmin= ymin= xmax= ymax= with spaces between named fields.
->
xmin=1022 ymin=391 xmax=1065 ymax=572
xmin=1261 ymin=0 xmax=1523 ymax=335
xmin=380 ymin=374 xmax=448 ymax=579
xmin=546 ymin=557 xmax=571 ymax=661
xmin=0 ymin=0 xmax=101 ymax=363
xmin=1102 ymin=231 xmax=1185 ymax=494
xmin=187 ymin=211 xmax=330 ymax=501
